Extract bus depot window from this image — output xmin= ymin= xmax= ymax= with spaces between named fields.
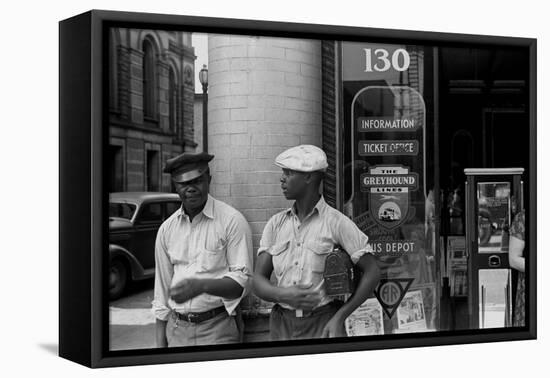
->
xmin=340 ymin=42 xmax=437 ymax=335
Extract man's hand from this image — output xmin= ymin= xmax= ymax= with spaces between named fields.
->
xmin=279 ymin=283 xmax=323 ymax=311
xmin=170 ymin=278 xmax=204 ymax=303
xmin=321 ymin=315 xmax=346 ymax=338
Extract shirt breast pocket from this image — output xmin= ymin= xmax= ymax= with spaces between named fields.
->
xmin=198 ymin=242 xmax=227 ymax=272
xmin=268 ymin=240 xmax=291 ymax=277
xmin=306 ymin=241 xmax=334 ymax=273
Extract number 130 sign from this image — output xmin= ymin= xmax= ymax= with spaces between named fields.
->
xmin=364 ymin=48 xmax=410 ymax=72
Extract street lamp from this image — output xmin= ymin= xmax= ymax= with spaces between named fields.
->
xmin=198 ymin=64 xmax=208 ymax=153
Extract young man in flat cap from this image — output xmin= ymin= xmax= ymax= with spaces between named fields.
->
xmin=152 ymin=152 xmax=253 ymax=347
xmin=253 ymin=145 xmax=381 ymax=340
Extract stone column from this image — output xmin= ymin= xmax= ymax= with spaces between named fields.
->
xmin=207 ymin=35 xmax=322 ymax=251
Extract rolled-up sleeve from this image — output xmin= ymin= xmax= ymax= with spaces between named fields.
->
xmin=257 ymin=218 xmax=275 ymax=256
xmin=335 ymin=215 xmax=372 ymax=264
xmin=151 ymin=224 xmax=173 ymax=321
xmin=222 ymin=212 xmax=253 ymax=315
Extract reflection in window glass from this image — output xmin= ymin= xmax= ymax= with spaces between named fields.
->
xmin=477 ymin=182 xmax=510 ymax=254
xmin=139 ymin=203 xmax=162 ymax=222
xmin=109 ymin=202 xmax=136 ymax=220
xmin=165 ymin=201 xmax=181 ymax=218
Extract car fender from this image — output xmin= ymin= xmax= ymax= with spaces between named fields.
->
xmin=109 ymin=244 xmax=148 ymax=281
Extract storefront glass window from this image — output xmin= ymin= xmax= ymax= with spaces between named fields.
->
xmin=340 ymin=42 xmax=438 ymax=334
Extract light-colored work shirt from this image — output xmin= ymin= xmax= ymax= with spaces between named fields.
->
xmin=152 ymin=195 xmax=253 ymax=321
xmin=258 ymin=196 xmax=371 ymax=309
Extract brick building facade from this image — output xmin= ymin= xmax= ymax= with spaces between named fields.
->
xmin=108 ymin=28 xmax=197 ymax=193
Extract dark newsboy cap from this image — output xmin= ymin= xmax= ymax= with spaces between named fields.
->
xmin=163 ymin=152 xmax=214 ymax=183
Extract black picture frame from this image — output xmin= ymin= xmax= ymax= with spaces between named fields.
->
xmin=59 ymin=9 xmax=536 ymax=368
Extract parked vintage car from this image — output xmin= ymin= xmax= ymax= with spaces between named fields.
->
xmin=109 ymin=192 xmax=181 ymax=299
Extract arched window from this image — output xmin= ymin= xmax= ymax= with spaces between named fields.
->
xmin=142 ymin=38 xmax=157 ymax=120
xmin=168 ymin=67 xmax=178 ymax=134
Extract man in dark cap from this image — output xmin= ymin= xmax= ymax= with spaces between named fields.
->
xmin=152 ymin=152 xmax=253 ymax=347
xmin=253 ymin=145 xmax=381 ymax=340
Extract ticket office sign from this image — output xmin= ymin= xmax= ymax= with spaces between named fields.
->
xmin=358 ymin=140 xmax=419 ymax=156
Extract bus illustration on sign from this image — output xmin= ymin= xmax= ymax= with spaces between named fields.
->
xmin=378 ymin=200 xmax=402 ymax=222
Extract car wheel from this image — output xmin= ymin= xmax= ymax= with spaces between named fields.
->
xmin=110 ymin=259 xmax=128 ymax=300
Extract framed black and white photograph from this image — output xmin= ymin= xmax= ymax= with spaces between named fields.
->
xmin=59 ymin=8 xmax=536 ymax=368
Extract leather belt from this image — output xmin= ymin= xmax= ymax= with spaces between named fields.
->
xmin=173 ymin=306 xmax=226 ymax=323
xmin=276 ymin=301 xmax=343 ymax=318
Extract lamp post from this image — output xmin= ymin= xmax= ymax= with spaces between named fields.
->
xmin=198 ymin=64 xmax=208 ymax=153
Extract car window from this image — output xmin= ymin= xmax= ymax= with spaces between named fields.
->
xmin=109 ymin=202 xmax=137 ymax=220
xmin=165 ymin=201 xmax=181 ymax=218
xmin=138 ymin=203 xmax=162 ymax=223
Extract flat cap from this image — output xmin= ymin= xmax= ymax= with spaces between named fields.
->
xmin=275 ymin=145 xmax=328 ymax=172
xmin=163 ymin=152 xmax=214 ymax=183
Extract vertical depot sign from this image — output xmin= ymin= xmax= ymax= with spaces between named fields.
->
xmin=342 ymin=42 xmax=431 ymax=331
xmin=343 ymin=42 xmax=427 ymax=266
xmin=350 ymin=86 xmax=426 ymax=259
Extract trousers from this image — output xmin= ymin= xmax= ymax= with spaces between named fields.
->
xmin=166 ymin=310 xmax=239 ymax=347
xmin=269 ymin=302 xmax=341 ymax=341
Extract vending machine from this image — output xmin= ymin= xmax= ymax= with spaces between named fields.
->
xmin=464 ymin=168 xmax=524 ymax=329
